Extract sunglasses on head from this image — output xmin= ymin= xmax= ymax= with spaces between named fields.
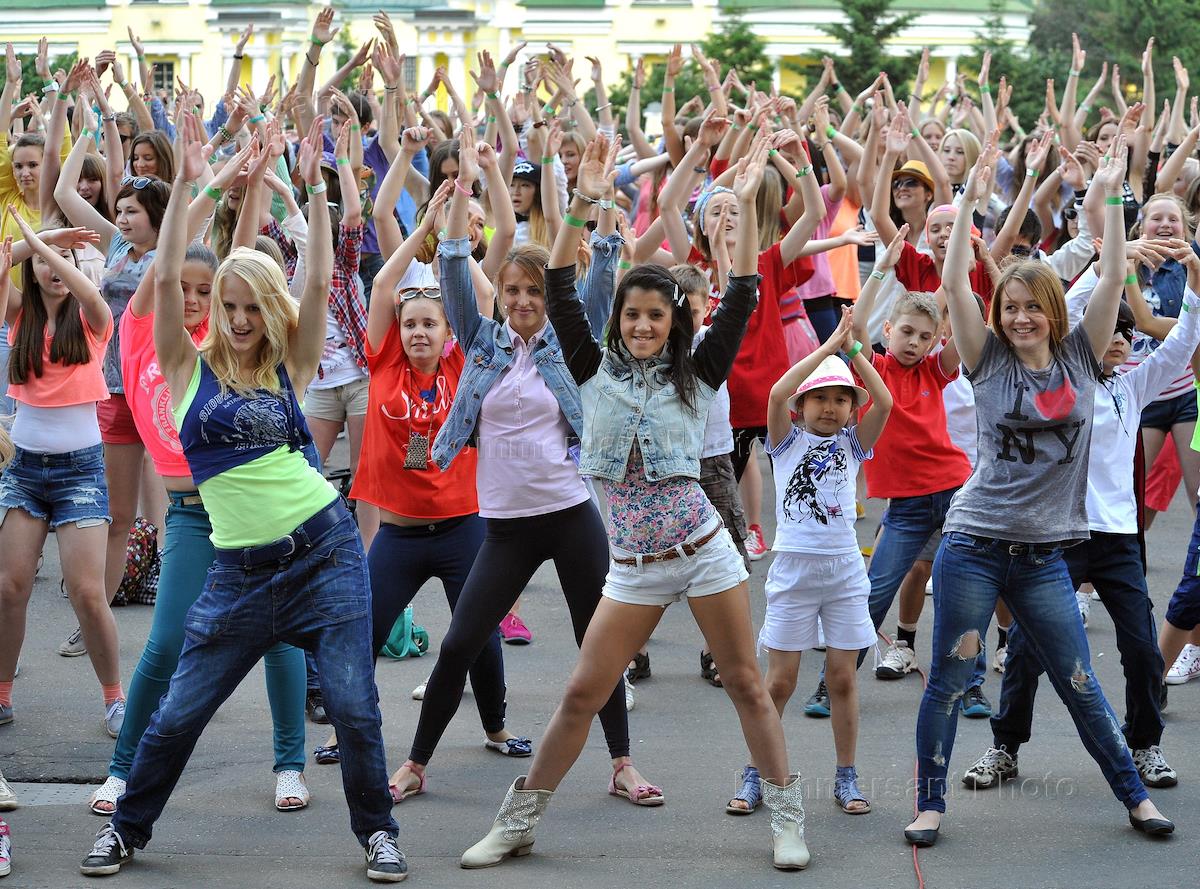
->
xmin=398 ymin=286 xmax=442 ymax=303
xmin=122 ymin=175 xmax=154 ymax=189
xmin=893 ymin=177 xmax=921 ymax=190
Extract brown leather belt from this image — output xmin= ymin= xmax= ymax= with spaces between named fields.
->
xmin=612 ymin=523 xmax=723 ymax=566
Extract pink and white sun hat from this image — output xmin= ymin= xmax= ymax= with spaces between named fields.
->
xmin=786 ymin=355 xmax=870 ymax=413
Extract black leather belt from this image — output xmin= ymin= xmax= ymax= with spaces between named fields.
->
xmin=214 ymin=500 xmax=346 ymax=567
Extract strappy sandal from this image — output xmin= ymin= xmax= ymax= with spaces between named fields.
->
xmin=484 ymin=736 xmax=533 ymax=757
xmin=313 ymin=743 xmax=340 ymax=765
xmin=89 ymin=776 xmax=126 ymax=816
xmin=834 ymin=765 xmax=871 ymax=814
xmin=275 ymin=770 xmax=310 ymax=811
xmin=389 ymin=765 xmax=426 ymax=804
xmin=626 ymin=651 xmax=651 ymax=683
xmin=608 ymin=762 xmax=665 ymax=807
xmin=725 ymin=764 xmax=762 ymax=815
xmin=700 ymin=650 xmax=723 ymax=688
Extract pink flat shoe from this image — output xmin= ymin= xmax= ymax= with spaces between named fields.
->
xmin=499 ymin=613 xmax=532 ymax=645
xmin=608 ymin=762 xmax=664 ymax=807
xmin=389 ymin=768 xmax=426 ymax=804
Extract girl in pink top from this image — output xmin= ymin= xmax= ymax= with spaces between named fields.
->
xmin=0 ymin=214 xmax=124 ymax=740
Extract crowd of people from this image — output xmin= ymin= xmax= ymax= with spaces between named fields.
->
xmin=0 ymin=13 xmax=1198 ymax=881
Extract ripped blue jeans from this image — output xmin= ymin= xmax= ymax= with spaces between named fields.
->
xmin=915 ymin=532 xmax=1147 ymax=814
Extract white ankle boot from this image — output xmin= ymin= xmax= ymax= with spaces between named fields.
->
xmin=762 ymin=773 xmax=810 ymax=870
xmin=460 ymin=777 xmax=554 ymax=869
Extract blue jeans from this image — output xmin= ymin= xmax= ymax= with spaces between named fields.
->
xmin=112 ymin=506 xmax=397 ymax=848
xmin=369 ymin=516 xmax=506 ymax=732
xmin=992 ymin=532 xmax=1165 ymax=753
xmin=109 ymin=492 xmax=307 ymax=780
xmin=862 ymin=488 xmax=985 ymax=686
xmin=916 ymin=532 xmax=1147 ymax=813
xmin=359 ymin=251 xmax=385 ymax=309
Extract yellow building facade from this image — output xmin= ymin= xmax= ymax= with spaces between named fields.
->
xmin=1 ymin=0 xmax=1031 ymax=115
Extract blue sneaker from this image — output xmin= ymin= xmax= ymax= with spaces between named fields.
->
xmin=803 ymin=680 xmax=831 ymax=718
xmin=960 ymin=685 xmax=992 ymax=718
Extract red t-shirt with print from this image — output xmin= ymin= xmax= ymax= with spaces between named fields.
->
xmin=351 ymin=324 xmax=478 ymax=519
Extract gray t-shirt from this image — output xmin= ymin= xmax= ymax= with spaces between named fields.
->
xmin=943 ymin=325 xmax=1099 ymax=543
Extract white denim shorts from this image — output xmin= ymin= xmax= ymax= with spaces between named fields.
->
xmin=759 ymin=551 xmax=876 ymax=652
xmin=603 ymin=514 xmax=750 ymax=607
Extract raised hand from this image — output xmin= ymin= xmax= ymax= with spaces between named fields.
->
xmin=1093 ymin=132 xmax=1129 ymax=194
xmin=1024 ymin=130 xmax=1055 ymax=176
xmin=502 ymin=41 xmax=527 ymax=69
xmin=978 ymin=50 xmax=991 ymax=89
xmin=665 ymin=43 xmax=684 ymax=80
xmin=372 ymin=43 xmax=402 ymax=88
xmin=5 ymin=44 xmax=21 ymax=87
xmin=422 ymin=179 xmax=453 ymax=232
xmin=471 ymin=50 xmax=498 ymax=96
xmin=456 ymin=127 xmax=479 ymax=183
xmin=1175 ymin=56 xmax=1189 ymax=92
xmin=1142 ymin=37 xmax=1155 ymax=78
xmin=297 ymin=116 xmax=325 ymax=185
xmin=633 ymin=57 xmax=646 ymax=91
xmin=576 ymin=133 xmax=613 ymax=199
xmin=1070 ymin=32 xmax=1085 ymax=75
xmin=236 ymin=23 xmax=254 ymax=55
xmin=878 ymin=223 xmax=909 ymax=270
xmin=1058 ymin=145 xmax=1086 ymax=189
xmin=311 ymin=7 xmax=338 ymax=46
xmin=400 ymin=125 xmax=428 ymax=154
xmin=885 ymin=112 xmax=911 ymax=154
xmin=476 ymin=139 xmax=497 ymax=172
xmin=586 ymin=55 xmax=603 ymax=83
xmin=732 ymin=133 xmax=769 ymax=203
xmin=372 ymin=11 xmax=398 ymax=52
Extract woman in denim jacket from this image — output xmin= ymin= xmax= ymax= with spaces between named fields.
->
xmin=386 ymin=135 xmax=660 ymax=806
xmin=463 ymin=134 xmax=811 ymax=872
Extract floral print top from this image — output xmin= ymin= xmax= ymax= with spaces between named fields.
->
xmin=604 ymin=442 xmax=716 ymax=554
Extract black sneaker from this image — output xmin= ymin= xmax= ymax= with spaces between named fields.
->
xmin=80 ymin=823 xmax=133 ymax=876
xmin=366 ymin=830 xmax=407 ymax=882
xmin=803 ymin=680 xmax=831 ymax=718
xmin=306 ymin=689 xmax=329 ymax=725
xmin=962 ymin=745 xmax=1018 ymax=789
xmin=960 ymin=685 xmax=992 ymax=719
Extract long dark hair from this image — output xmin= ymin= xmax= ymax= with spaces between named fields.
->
xmin=79 ymin=153 xmax=113 ymax=223
xmin=10 ymin=254 xmax=89 ymax=384
xmin=604 ymin=264 xmax=699 ymax=413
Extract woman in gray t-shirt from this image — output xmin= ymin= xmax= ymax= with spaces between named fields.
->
xmin=905 ymin=137 xmax=1174 ymax=847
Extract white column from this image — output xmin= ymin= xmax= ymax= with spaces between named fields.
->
xmin=417 ymin=53 xmax=435 ymax=93
xmin=945 ymin=55 xmax=958 ymax=82
xmin=250 ymin=48 xmax=269 ymax=90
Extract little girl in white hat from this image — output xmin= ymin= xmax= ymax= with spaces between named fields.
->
xmin=744 ymin=307 xmax=892 ymax=815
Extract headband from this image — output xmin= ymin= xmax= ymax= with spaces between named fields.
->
xmin=694 ymin=186 xmax=734 ymax=236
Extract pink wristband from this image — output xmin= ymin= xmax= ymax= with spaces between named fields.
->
xmin=453 ymin=178 xmax=473 ymax=197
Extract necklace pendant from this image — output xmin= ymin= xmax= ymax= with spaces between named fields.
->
xmin=404 ymin=429 xmax=429 ymax=470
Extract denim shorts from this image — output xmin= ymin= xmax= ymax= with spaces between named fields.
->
xmin=0 ymin=444 xmax=111 ymax=529
xmin=1139 ymin=389 xmax=1198 ymax=431
xmin=1166 ymin=509 xmax=1200 ymax=631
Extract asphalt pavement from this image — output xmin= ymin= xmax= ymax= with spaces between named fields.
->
xmin=1 ymin=449 xmax=1197 ymax=889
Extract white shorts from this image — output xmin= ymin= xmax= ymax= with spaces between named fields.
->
xmin=759 ymin=551 xmax=876 ymax=652
xmin=603 ymin=514 xmax=749 ymax=607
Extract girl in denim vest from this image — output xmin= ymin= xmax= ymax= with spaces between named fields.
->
xmin=463 ymin=133 xmax=812 ymax=871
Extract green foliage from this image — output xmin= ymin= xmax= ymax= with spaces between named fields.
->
xmin=12 ymin=52 xmax=79 ymax=95
xmin=818 ymin=0 xmax=919 ymax=97
xmin=334 ymin=28 xmax=365 ymax=87
xmin=602 ymin=11 xmax=773 ymax=133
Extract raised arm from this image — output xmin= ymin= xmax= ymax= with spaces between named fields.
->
xmin=870 ymin=113 xmax=908 ymax=246
xmin=54 ymin=135 xmax=118 ymax=251
xmin=297 ymin=7 xmax=338 ymax=133
xmin=477 ymin=139 xmax=515 ymax=280
xmin=287 ymin=117 xmax=334 ymax=390
xmin=625 ymin=59 xmax=655 ymax=159
xmin=991 ymin=131 xmax=1053 ymax=262
xmin=1080 ymin=134 xmax=1131 ymax=361
xmin=767 ymin=310 xmax=848 ymax=449
xmin=10 ymin=210 xmax=109 ymax=335
xmin=853 ymin=224 xmax=908 ymax=347
xmin=942 ymin=146 xmax=996 ymax=370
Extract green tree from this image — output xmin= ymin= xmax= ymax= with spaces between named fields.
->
xmin=14 ymin=51 xmax=79 ymax=94
xmin=602 ymin=11 xmax=773 ymax=133
xmin=962 ymin=0 xmax=1046 ymax=131
xmin=818 ymin=0 xmax=919 ymax=96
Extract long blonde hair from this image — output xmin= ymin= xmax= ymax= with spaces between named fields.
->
xmin=202 ymin=248 xmax=297 ymax=395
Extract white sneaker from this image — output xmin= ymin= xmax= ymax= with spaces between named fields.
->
xmin=875 ymin=640 xmax=917 ymax=679
xmin=411 ymin=675 xmax=430 ymax=701
xmin=103 ymin=700 xmax=126 ymax=740
xmin=0 ymin=769 xmax=16 ymax=811
xmin=0 ymin=819 xmax=10 ymax=877
xmin=992 ymin=645 xmax=1007 ymax=674
xmin=1076 ymin=591 xmax=1090 ymax=629
xmin=59 ymin=626 xmax=87 ymax=657
xmin=1166 ymin=644 xmax=1200 ymax=685
xmin=624 ymin=675 xmax=635 ymax=711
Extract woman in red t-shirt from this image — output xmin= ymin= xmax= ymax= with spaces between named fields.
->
xmin=314 ymin=182 xmax=528 ymax=790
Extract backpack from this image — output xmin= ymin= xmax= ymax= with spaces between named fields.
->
xmin=113 ymin=517 xmax=160 ymax=607
xmin=378 ymin=605 xmax=430 ymax=660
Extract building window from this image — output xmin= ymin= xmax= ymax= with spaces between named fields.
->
xmin=403 ymin=56 xmax=417 ymax=93
xmin=152 ymin=61 xmax=175 ymax=95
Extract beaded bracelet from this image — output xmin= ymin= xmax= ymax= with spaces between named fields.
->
xmin=564 ymin=212 xmax=587 ymax=228
xmin=204 ymin=184 xmax=223 ymax=201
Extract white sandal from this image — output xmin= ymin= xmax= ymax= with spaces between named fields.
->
xmin=89 ymin=776 xmax=126 ymax=816
xmin=274 ymin=770 xmax=310 ymax=811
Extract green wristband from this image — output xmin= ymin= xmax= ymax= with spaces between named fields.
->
xmin=80 ymin=127 xmax=91 ymax=139
xmin=1106 ymin=195 xmax=1123 ymax=205
xmin=618 ymin=260 xmax=632 ymax=270
xmin=487 ymin=115 xmax=497 ymax=123
xmin=826 ymin=125 xmax=837 ymax=140
xmin=795 ymin=165 xmax=813 ymax=178
xmin=768 ymin=148 xmax=778 ymax=157
xmin=541 ymin=156 xmax=554 ymax=164
xmin=350 ymin=124 xmax=361 ymax=132
xmin=850 ymin=103 xmax=862 ymax=116
xmin=542 ymin=103 xmax=555 ymax=115
xmin=846 ymin=341 xmax=863 ymax=359
xmin=486 ymin=92 xmax=499 ymax=101
xmin=311 ymin=37 xmax=327 ymax=46
xmin=1068 ymin=69 xmax=1081 ymax=78
xmin=870 ymin=270 xmax=886 ymax=280
xmin=662 ymin=86 xmax=674 ymax=94
xmin=564 ymin=212 xmax=587 ymax=228
xmin=336 ymin=157 xmax=350 ymax=166
xmin=203 ymin=184 xmax=223 ymax=201
xmin=835 ymin=82 xmax=846 ymax=94
xmin=1125 ymin=274 xmax=1138 ymax=286
xmin=979 ymin=84 xmax=991 ymax=95
xmin=1026 ymin=168 xmax=1039 ymax=178
xmin=249 ymin=114 xmax=266 ymax=124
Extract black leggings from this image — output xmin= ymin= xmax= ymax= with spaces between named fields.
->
xmin=367 ymin=516 xmax=507 ymax=734
xmin=408 ymin=500 xmax=629 ymax=764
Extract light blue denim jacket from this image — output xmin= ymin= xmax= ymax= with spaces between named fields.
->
xmin=431 ymin=231 xmax=624 ymax=470
xmin=545 ymin=264 xmax=759 ymax=483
